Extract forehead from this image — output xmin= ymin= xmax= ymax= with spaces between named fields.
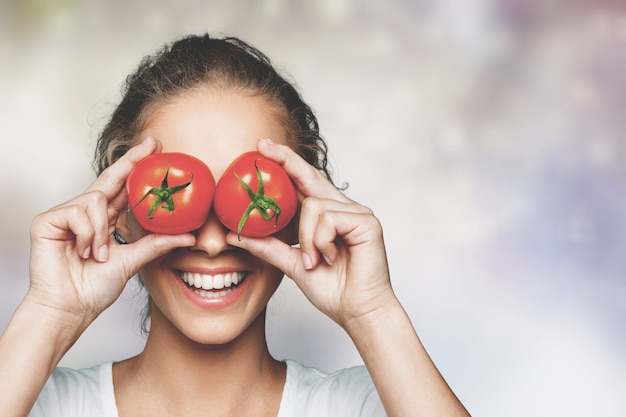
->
xmin=137 ymin=87 xmax=289 ymax=180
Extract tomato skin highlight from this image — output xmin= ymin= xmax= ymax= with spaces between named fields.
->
xmin=126 ymin=153 xmax=215 ymax=234
xmin=214 ymin=151 xmax=297 ymax=238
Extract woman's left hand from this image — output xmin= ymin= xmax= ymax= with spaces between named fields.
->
xmin=226 ymin=138 xmax=396 ymax=328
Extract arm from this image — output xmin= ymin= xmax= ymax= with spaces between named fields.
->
xmin=0 ymin=137 xmax=195 ymax=417
xmin=229 ymin=138 xmax=470 ymax=417
xmin=345 ymin=298 xmax=469 ymax=417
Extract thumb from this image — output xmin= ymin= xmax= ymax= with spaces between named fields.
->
xmin=226 ymin=233 xmax=303 ymax=279
xmin=113 ymin=233 xmax=196 ymax=278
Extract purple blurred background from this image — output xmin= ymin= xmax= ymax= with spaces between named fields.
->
xmin=1 ymin=1 xmax=625 ymax=415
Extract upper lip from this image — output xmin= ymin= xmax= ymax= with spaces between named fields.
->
xmin=166 ymin=249 xmax=250 ymax=275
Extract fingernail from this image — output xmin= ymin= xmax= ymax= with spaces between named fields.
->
xmin=302 ymin=252 xmax=313 ymax=270
xmin=98 ymin=245 xmax=109 ymax=262
xmin=259 ymin=137 xmax=274 ymax=145
xmin=323 ymin=255 xmax=333 ymax=266
xmin=82 ymin=247 xmax=91 ymax=259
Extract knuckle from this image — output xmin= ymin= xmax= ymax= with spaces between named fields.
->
xmin=364 ymin=213 xmax=383 ymax=235
xmin=30 ymin=212 xmax=47 ymax=231
xmin=59 ymin=203 xmax=87 ymax=219
xmin=361 ymin=205 xmax=374 ymax=216
xmin=318 ymin=209 xmax=335 ymax=224
xmin=299 ymin=196 xmax=320 ymax=213
xmin=84 ymin=190 xmax=108 ymax=205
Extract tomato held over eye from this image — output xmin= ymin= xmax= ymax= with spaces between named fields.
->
xmin=126 ymin=153 xmax=215 ymax=234
xmin=214 ymin=151 xmax=297 ymax=239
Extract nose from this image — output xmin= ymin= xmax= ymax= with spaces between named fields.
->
xmin=190 ymin=211 xmax=233 ymax=257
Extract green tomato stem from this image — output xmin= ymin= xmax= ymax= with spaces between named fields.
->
xmin=132 ymin=164 xmax=193 ymax=219
xmin=234 ymin=160 xmax=282 ymax=240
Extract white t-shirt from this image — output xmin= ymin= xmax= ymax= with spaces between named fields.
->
xmin=30 ymin=360 xmax=386 ymax=416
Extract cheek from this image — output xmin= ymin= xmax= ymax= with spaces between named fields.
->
xmin=254 ymin=259 xmax=285 ymax=297
xmin=264 ymin=264 xmax=285 ymax=288
xmin=263 ymin=267 xmax=284 ymax=297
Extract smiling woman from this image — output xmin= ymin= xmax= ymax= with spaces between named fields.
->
xmin=0 ymin=33 xmax=470 ymax=417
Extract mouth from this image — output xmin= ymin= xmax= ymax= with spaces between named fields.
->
xmin=176 ymin=271 xmax=247 ymax=299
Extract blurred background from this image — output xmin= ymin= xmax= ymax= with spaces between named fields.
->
xmin=1 ymin=0 xmax=625 ymax=415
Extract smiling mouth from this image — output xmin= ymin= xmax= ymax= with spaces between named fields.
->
xmin=177 ymin=271 xmax=246 ymax=298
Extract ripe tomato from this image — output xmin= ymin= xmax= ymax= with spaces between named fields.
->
xmin=214 ymin=151 xmax=297 ymax=239
xmin=126 ymin=153 xmax=215 ymax=234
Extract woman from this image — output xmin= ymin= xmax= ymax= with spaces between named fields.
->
xmin=0 ymin=34 xmax=469 ymax=417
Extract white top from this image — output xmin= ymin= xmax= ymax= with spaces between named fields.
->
xmin=30 ymin=360 xmax=386 ymax=416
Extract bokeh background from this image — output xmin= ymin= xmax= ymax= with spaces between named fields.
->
xmin=1 ymin=0 xmax=625 ymax=415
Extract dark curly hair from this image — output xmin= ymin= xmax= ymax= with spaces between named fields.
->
xmin=94 ymin=34 xmax=332 ymax=183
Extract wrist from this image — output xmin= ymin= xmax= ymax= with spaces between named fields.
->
xmin=342 ymin=292 xmax=403 ymax=340
xmin=20 ymin=291 xmax=95 ymax=348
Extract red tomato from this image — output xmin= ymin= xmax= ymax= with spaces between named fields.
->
xmin=126 ymin=153 xmax=215 ymax=234
xmin=214 ymin=151 xmax=297 ymax=239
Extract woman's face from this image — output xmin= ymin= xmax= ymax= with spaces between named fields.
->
xmin=125 ymin=86 xmax=290 ymax=345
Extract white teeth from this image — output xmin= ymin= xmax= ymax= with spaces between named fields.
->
xmin=195 ymin=288 xmax=233 ymax=299
xmin=180 ymin=271 xmax=245 ymax=292
xmin=213 ymin=274 xmax=225 ymax=289
xmin=201 ymin=274 xmax=212 ymax=290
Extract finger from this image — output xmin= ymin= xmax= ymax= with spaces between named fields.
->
xmin=82 ymin=191 xmax=112 ymax=262
xmin=35 ymin=204 xmax=95 ymax=259
xmin=256 ymin=138 xmax=350 ymax=202
xmin=49 ymin=191 xmax=113 ymax=262
xmin=225 ymin=233 xmax=303 ymax=279
xmin=298 ymin=197 xmax=372 ymax=269
xmin=310 ymin=211 xmax=340 ymax=266
xmin=86 ymin=136 xmax=159 ymax=203
xmin=112 ymin=233 xmax=196 ymax=277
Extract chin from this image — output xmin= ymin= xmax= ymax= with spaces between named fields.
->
xmin=167 ymin=308 xmax=268 ymax=348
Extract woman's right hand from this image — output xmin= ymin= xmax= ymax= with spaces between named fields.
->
xmin=27 ymin=137 xmax=196 ymax=324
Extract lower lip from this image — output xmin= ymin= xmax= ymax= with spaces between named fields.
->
xmin=174 ymin=272 xmax=251 ymax=309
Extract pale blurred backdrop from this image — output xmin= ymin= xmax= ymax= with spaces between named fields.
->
xmin=1 ymin=0 xmax=625 ymax=415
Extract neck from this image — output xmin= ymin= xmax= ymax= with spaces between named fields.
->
xmin=114 ymin=307 xmax=285 ymax=417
